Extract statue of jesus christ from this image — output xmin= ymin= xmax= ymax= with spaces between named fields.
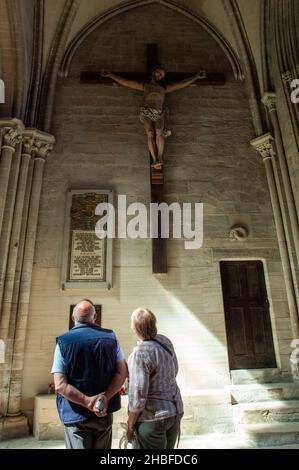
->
xmin=101 ymin=66 xmax=207 ymax=169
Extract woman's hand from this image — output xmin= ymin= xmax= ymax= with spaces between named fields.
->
xmin=101 ymin=70 xmax=111 ymax=78
xmin=127 ymin=412 xmax=141 ymax=442
xmin=127 ymin=424 xmax=135 ymax=443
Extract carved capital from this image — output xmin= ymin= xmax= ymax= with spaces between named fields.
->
xmin=250 ymin=133 xmax=275 ymax=161
xmin=0 ymin=119 xmax=24 ymax=150
xmin=261 ymin=92 xmax=277 ymax=112
xmin=32 ymin=142 xmax=53 ymax=161
xmin=0 ymin=122 xmax=55 ymax=161
xmin=32 ymin=131 xmax=55 ymax=161
xmin=2 ymin=127 xmax=22 ymax=149
xmin=22 ymin=130 xmax=36 ymax=156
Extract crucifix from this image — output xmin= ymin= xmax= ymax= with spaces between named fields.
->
xmin=81 ymin=44 xmax=225 ymax=274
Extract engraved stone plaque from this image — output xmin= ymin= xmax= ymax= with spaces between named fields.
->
xmin=62 ymin=190 xmax=113 ymax=290
xmin=70 ymin=230 xmax=105 ymax=281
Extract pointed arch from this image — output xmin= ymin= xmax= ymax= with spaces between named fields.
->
xmin=60 ymin=0 xmax=243 ymax=80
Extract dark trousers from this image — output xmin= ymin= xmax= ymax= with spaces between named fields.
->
xmin=64 ymin=414 xmax=113 ymax=449
xmin=135 ymin=415 xmax=180 ymax=449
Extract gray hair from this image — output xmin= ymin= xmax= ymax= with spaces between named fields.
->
xmin=131 ymin=307 xmax=157 ymax=340
xmin=73 ymin=301 xmax=96 ymax=324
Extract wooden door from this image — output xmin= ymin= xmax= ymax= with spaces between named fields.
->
xmin=220 ymin=261 xmax=276 ymax=370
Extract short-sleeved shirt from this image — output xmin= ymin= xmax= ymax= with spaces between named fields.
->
xmin=51 ymin=327 xmax=125 ymax=374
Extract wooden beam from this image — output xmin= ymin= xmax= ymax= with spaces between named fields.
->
xmin=147 ymin=43 xmax=159 ymax=71
xmin=151 ymin=164 xmax=167 ymax=274
xmin=80 ymin=71 xmax=225 ymax=86
xmin=81 ymin=72 xmax=146 ymax=84
xmin=147 ymin=44 xmax=167 ymax=274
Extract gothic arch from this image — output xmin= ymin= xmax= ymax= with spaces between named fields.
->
xmin=60 ymin=0 xmax=244 ymax=81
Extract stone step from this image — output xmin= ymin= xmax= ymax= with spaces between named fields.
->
xmin=233 ymin=400 xmax=299 ymax=424
xmin=238 ymin=422 xmax=299 ymax=447
xmin=230 ymin=383 xmax=299 ymax=404
xmin=230 ymin=368 xmax=286 ymax=385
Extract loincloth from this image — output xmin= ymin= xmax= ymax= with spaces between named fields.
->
xmin=140 ymin=107 xmax=172 ymax=138
xmin=139 ymin=107 xmax=165 ymax=124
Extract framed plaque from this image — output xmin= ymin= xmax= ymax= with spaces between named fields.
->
xmin=61 ymin=190 xmax=113 ymax=290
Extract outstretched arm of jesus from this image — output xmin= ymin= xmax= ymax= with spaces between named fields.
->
xmin=101 ymin=70 xmax=144 ymax=91
xmin=166 ymin=70 xmax=207 ymax=93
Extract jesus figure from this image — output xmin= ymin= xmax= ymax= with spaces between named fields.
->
xmin=101 ymin=66 xmax=207 ymax=169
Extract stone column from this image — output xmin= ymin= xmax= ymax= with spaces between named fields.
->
xmin=262 ymin=92 xmax=299 ymax=266
xmin=0 ymin=132 xmax=55 ymax=438
xmin=0 ymin=131 xmax=35 ymax=340
xmin=251 ymin=133 xmax=299 ymax=341
xmin=0 ymin=120 xmax=23 ymax=235
xmin=0 ymin=157 xmax=34 ymax=424
xmin=0 ymin=132 xmax=35 ymax=421
xmin=0 ymin=121 xmax=24 ymax=313
xmin=0 ymin=141 xmax=23 ymax=316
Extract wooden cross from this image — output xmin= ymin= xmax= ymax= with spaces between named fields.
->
xmin=81 ymin=45 xmax=225 ymax=274
xmin=147 ymin=44 xmax=169 ymax=274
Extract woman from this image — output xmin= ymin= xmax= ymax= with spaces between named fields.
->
xmin=127 ymin=308 xmax=184 ymax=449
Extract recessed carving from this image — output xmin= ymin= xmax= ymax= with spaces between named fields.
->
xmin=229 ymin=225 xmax=249 ymax=242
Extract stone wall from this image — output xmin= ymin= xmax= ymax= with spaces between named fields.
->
xmin=0 ymin=0 xmax=15 ymax=118
xmin=21 ymin=3 xmax=293 ymax=428
xmin=33 ymin=391 xmax=234 ymax=440
xmin=0 ymin=0 xmax=35 ymax=120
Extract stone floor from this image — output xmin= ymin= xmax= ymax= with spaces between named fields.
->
xmin=1 ymin=435 xmax=299 ymax=449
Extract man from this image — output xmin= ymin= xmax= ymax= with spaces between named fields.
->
xmin=101 ymin=66 xmax=207 ymax=169
xmin=51 ymin=300 xmax=127 ymax=449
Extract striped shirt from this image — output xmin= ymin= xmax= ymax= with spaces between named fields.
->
xmin=128 ymin=334 xmax=184 ymax=422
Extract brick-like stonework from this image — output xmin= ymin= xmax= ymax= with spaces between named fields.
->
xmin=0 ymin=0 xmax=34 ymax=119
xmin=20 ymin=4 xmax=293 ymax=430
xmin=33 ymin=392 xmax=234 ymax=440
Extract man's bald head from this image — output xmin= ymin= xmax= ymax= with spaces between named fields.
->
xmin=72 ymin=300 xmax=96 ymax=325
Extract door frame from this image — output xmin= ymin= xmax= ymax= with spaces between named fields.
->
xmin=219 ymin=257 xmax=281 ymax=372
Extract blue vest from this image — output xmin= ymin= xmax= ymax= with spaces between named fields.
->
xmin=56 ymin=324 xmax=121 ymax=425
